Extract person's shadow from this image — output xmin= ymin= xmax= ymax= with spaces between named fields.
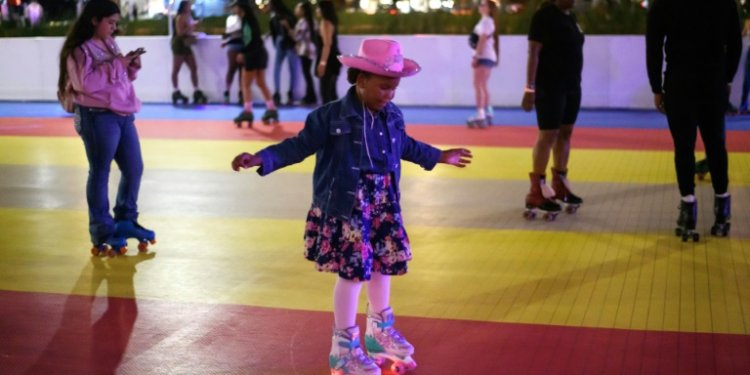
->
xmin=25 ymin=252 xmax=155 ymax=375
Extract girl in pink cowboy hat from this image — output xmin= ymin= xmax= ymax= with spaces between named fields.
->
xmin=231 ymin=38 xmax=473 ymax=375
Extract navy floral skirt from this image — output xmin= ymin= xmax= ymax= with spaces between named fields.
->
xmin=304 ymin=173 xmax=412 ymax=281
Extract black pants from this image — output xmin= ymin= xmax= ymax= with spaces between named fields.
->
xmin=320 ymin=72 xmax=339 ymax=104
xmin=300 ymin=56 xmax=317 ymax=103
xmin=664 ymin=75 xmax=729 ymax=196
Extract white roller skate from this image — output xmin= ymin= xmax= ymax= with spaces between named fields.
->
xmin=365 ymin=307 xmax=417 ymax=374
xmin=330 ymin=326 xmax=381 ymax=375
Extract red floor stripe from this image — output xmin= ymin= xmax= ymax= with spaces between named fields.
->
xmin=1 ymin=290 xmax=749 ymax=375
xmin=2 ymin=118 xmax=749 ymax=152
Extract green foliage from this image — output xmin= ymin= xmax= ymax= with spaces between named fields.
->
xmin=0 ymin=2 xmax=649 ymax=37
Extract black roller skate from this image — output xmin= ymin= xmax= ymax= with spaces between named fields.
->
xmin=272 ymin=92 xmax=281 ymax=106
xmin=485 ymin=106 xmax=494 ymax=126
xmin=695 ymin=158 xmax=709 ymax=181
xmin=261 ymin=108 xmax=279 ymax=125
xmin=234 ymin=110 xmax=253 ymax=128
xmin=172 ymin=90 xmax=189 ymax=106
xmin=710 ymin=195 xmax=731 ymax=237
xmin=524 ymin=172 xmax=561 ymax=221
xmin=552 ymin=168 xmax=583 ymax=214
xmin=91 ymin=235 xmax=127 ymax=257
xmin=115 ymin=220 xmax=156 ymax=252
xmin=675 ymin=200 xmax=699 ymax=242
xmin=193 ymin=90 xmax=208 ymax=105
xmin=466 ymin=117 xmax=487 ymax=129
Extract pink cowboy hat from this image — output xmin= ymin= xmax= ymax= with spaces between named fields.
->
xmin=338 ymin=39 xmax=421 ymax=78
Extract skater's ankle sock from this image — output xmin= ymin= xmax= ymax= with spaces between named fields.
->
xmin=477 ymin=108 xmax=486 ymax=119
xmin=681 ymin=195 xmax=696 ymax=203
xmin=716 ymin=192 xmax=730 ymax=198
xmin=243 ymin=103 xmax=253 ymax=112
xmin=266 ymin=100 xmax=276 ymax=110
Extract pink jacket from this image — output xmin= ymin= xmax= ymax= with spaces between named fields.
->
xmin=66 ymin=37 xmax=141 ymax=115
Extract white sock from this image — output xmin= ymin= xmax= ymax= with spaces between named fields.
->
xmin=333 ymin=277 xmax=363 ymax=329
xmin=477 ymin=108 xmax=486 ymax=120
xmin=716 ymin=192 xmax=730 ymax=198
xmin=681 ymin=194 xmax=696 ymax=203
xmin=366 ymin=272 xmax=391 ymax=314
xmin=266 ymin=100 xmax=276 ymax=110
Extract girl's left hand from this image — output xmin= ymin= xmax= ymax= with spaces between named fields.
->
xmin=439 ymin=148 xmax=473 ymax=168
xmin=232 ymin=152 xmax=262 ymax=171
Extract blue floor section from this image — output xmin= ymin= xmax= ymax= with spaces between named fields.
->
xmin=1 ymin=101 xmax=749 ymax=130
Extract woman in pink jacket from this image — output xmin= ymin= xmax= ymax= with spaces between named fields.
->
xmin=57 ymin=0 xmax=155 ymax=256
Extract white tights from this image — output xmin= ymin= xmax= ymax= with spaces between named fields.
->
xmin=333 ymin=273 xmax=391 ymax=329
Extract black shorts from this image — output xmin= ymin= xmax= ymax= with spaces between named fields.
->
xmin=242 ymin=47 xmax=268 ymax=71
xmin=535 ymin=86 xmax=581 ymax=130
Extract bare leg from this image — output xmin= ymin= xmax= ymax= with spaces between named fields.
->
xmin=185 ymin=54 xmax=199 ymax=89
xmin=552 ymin=124 xmax=574 ymax=171
xmin=533 ymin=129 xmax=559 ymax=174
xmin=171 ymin=55 xmax=186 ymax=90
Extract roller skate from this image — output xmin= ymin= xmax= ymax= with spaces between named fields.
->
xmin=115 ymin=220 xmax=156 ymax=252
xmin=234 ymin=110 xmax=254 ymax=128
xmin=365 ymin=307 xmax=417 ymax=374
xmin=552 ymin=168 xmax=583 ymax=214
xmin=272 ymin=92 xmax=281 ymax=107
xmin=695 ymin=159 xmax=709 ymax=181
xmin=675 ymin=199 xmax=699 ymax=242
xmin=193 ymin=90 xmax=208 ymax=105
xmin=466 ymin=117 xmax=487 ymax=129
xmin=172 ymin=90 xmax=189 ymax=106
xmin=330 ymin=326 xmax=381 ymax=375
xmin=261 ymin=108 xmax=279 ymax=125
xmin=710 ymin=195 xmax=731 ymax=237
xmin=485 ymin=106 xmax=494 ymax=126
xmin=524 ymin=173 xmax=561 ymax=221
xmin=91 ymin=235 xmax=127 ymax=257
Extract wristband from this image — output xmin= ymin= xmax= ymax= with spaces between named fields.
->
xmin=524 ymin=87 xmax=535 ymax=93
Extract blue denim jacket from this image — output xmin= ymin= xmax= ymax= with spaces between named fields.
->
xmin=257 ymin=86 xmax=441 ymax=220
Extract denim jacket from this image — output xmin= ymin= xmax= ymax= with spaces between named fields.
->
xmin=257 ymin=86 xmax=441 ymax=220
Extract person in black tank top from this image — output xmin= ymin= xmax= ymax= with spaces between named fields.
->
xmin=315 ymin=0 xmax=341 ymax=104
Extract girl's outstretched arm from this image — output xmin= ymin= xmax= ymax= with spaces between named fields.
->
xmin=438 ymin=148 xmax=473 ymax=168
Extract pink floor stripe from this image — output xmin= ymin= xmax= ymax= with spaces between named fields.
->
xmin=1 ymin=290 xmax=749 ymax=375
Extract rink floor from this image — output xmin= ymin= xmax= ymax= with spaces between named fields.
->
xmin=1 ymin=102 xmax=749 ymax=374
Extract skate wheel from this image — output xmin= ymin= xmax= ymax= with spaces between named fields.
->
xmin=710 ymin=226 xmax=717 ymax=236
xmin=565 ymin=205 xmax=578 ymax=214
xmin=543 ymin=212 xmax=557 ymax=221
xmin=523 ymin=210 xmax=536 ymax=220
xmin=235 ymin=121 xmax=241 ymax=128
xmin=91 ymin=246 xmax=103 ymax=256
xmin=681 ymin=233 xmax=688 ymax=242
xmin=692 ymin=233 xmax=699 ymax=242
xmin=138 ymin=242 xmax=149 ymax=252
xmin=391 ymin=362 xmax=407 ymax=375
xmin=675 ymin=227 xmax=683 ymax=236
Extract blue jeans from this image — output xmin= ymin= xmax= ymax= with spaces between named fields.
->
xmin=76 ymin=106 xmax=143 ymax=244
xmin=273 ymin=39 xmax=300 ymax=100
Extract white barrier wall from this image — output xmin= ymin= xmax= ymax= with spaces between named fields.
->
xmin=0 ymin=35 xmax=747 ymax=109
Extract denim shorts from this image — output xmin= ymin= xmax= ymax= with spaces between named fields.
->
xmin=476 ymin=58 xmax=497 ymax=68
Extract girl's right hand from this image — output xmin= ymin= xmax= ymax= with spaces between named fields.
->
xmin=232 ymin=152 xmax=262 ymax=171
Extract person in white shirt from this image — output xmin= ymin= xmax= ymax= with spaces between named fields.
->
xmin=467 ymin=0 xmax=499 ymax=129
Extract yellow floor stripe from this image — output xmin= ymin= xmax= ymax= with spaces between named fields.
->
xmin=1 ymin=207 xmax=748 ymax=335
xmin=2 ymin=136 xmax=750 ymax=185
